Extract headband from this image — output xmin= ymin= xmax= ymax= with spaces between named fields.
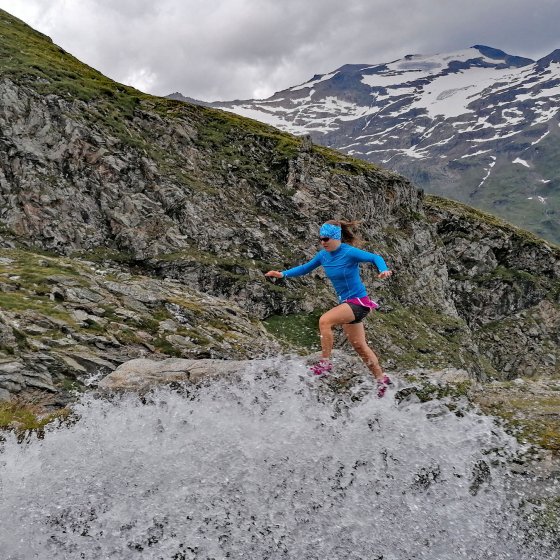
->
xmin=319 ymin=223 xmax=342 ymax=240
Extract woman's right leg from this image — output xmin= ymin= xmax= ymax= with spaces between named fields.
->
xmin=318 ymin=304 xmax=355 ymax=359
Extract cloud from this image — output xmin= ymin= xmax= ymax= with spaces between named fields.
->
xmin=1 ymin=0 xmax=558 ymax=101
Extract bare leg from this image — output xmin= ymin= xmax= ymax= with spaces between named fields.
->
xmin=318 ymin=304 xmax=355 ymax=359
xmin=342 ymin=322 xmax=384 ymax=381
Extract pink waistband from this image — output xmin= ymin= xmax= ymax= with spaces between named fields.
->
xmin=345 ymin=296 xmax=379 ymax=309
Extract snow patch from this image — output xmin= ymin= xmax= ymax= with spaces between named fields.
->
xmin=476 ymin=156 xmax=497 ymax=189
xmin=461 ymin=149 xmax=493 ymax=158
xmin=409 ymin=67 xmax=520 ymax=119
xmin=290 ymin=71 xmax=339 ymax=92
xmin=516 ymin=83 xmax=560 ymax=102
xmin=531 ymin=130 xmax=550 ymax=145
xmin=513 ymin=158 xmax=530 ymax=168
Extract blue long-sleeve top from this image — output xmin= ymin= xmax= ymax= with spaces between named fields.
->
xmin=281 ymin=243 xmax=389 ymax=303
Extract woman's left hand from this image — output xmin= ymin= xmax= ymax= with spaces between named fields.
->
xmin=378 ymin=270 xmax=393 ymax=279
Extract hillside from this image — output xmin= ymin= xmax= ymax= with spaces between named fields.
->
xmin=172 ymin=46 xmax=560 ymax=245
xmin=0 ymin=10 xmax=558 ymax=404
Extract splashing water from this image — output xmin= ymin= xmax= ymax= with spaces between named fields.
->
xmin=0 ymin=357 xmax=556 ymax=559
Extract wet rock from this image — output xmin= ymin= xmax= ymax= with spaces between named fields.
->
xmin=98 ymin=357 xmax=255 ymax=391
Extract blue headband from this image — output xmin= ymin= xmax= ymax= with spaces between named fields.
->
xmin=319 ymin=223 xmax=342 ymax=240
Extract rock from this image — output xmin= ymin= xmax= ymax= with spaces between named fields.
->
xmin=55 ymin=354 xmax=89 ymax=375
xmin=0 ymin=360 xmax=57 ymax=393
xmin=0 ymin=361 xmax=25 ymax=375
xmin=158 ymin=319 xmax=178 ymax=332
xmin=425 ymin=368 xmax=471 ymax=383
xmin=165 ymin=334 xmax=193 ymax=348
xmin=60 ymin=351 xmax=117 ymax=374
xmin=103 ymin=281 xmax=162 ymax=303
xmin=98 ymin=357 xmax=255 ymax=391
xmin=72 ymin=309 xmax=90 ymax=323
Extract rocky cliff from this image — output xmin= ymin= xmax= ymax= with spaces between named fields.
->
xmin=0 ymin=10 xmax=558 ymax=403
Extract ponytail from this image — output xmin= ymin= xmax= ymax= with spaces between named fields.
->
xmin=325 ymin=219 xmax=363 ymax=247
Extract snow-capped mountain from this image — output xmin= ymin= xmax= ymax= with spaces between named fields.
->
xmin=169 ymin=46 xmax=560 ymax=244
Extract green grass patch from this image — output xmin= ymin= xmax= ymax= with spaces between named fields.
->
xmin=263 ymin=311 xmax=321 ymax=351
xmin=475 ymin=392 xmax=560 ymax=452
xmin=425 ymin=194 xmax=558 ymax=249
xmin=0 ymin=400 xmax=69 ymax=433
xmin=152 ymin=337 xmax=183 ymax=357
xmin=312 ymin=144 xmax=381 ymax=175
xmin=0 ymin=291 xmax=73 ymax=322
xmin=70 ymin=248 xmax=139 ymax=265
xmin=396 ymin=377 xmax=473 ymax=404
xmin=367 ymin=303 xmax=469 ymax=369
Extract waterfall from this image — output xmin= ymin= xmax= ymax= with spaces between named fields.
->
xmin=0 ymin=357 xmax=556 ymax=559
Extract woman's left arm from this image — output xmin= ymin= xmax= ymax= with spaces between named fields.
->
xmin=348 ymin=247 xmax=392 ymax=278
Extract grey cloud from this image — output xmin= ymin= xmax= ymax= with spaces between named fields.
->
xmin=1 ymin=0 xmax=558 ymax=101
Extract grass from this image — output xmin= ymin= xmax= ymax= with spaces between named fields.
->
xmin=395 ymin=376 xmax=473 ymax=404
xmin=0 ymin=291 xmax=74 ymax=322
xmin=474 ymin=387 xmax=560 ymax=452
xmin=0 ymin=399 xmax=69 ymax=434
xmin=425 ymin=194 xmax=559 ymax=249
xmin=0 ymin=10 xmax=144 ymax=121
xmin=311 ymin=144 xmax=382 ymax=175
xmin=263 ymin=311 xmax=322 ymax=351
xmin=367 ymin=303 xmax=471 ymax=370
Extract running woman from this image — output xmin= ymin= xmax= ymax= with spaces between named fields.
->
xmin=265 ymin=220 xmax=393 ymax=397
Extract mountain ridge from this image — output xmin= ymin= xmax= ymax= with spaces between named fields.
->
xmin=169 ymin=45 xmax=560 ymax=244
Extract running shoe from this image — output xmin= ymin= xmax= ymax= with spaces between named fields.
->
xmin=310 ymin=359 xmax=333 ymax=376
xmin=376 ymin=374 xmax=393 ymax=398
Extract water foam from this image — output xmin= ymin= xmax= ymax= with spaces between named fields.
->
xmin=0 ymin=357 xmax=555 ymax=559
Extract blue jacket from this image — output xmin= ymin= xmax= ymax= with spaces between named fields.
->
xmin=281 ymin=243 xmax=389 ymax=302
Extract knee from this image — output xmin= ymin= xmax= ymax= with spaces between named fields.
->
xmin=318 ymin=315 xmax=333 ymax=330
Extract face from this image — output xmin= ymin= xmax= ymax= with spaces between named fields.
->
xmin=319 ymin=236 xmax=341 ymax=252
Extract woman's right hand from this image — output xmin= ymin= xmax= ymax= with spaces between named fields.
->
xmin=265 ymin=270 xmax=283 ymax=278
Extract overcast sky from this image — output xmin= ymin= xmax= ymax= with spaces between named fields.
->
xmin=1 ymin=0 xmax=558 ymax=101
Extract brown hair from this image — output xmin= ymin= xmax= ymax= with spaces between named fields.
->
xmin=325 ymin=219 xmax=363 ymax=247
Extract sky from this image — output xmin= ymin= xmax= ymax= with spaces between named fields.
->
xmin=1 ymin=0 xmax=558 ymax=102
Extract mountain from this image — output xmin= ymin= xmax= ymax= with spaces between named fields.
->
xmin=170 ymin=45 xmax=560 ymax=245
xmin=0 ymin=10 xmax=558 ymax=404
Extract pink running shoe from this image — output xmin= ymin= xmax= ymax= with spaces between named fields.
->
xmin=310 ymin=359 xmax=333 ymax=376
xmin=376 ymin=375 xmax=393 ymax=398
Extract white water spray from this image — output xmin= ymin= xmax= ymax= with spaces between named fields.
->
xmin=0 ymin=357 xmax=555 ymax=559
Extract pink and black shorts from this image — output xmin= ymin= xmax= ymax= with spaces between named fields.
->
xmin=344 ymin=296 xmax=379 ymax=324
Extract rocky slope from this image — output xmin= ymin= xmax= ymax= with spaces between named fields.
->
xmin=171 ymin=46 xmax=560 ymax=245
xmin=0 ymin=10 xmax=558 ymax=404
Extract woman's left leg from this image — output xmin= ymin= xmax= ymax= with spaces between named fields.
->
xmin=342 ymin=322 xmax=384 ymax=381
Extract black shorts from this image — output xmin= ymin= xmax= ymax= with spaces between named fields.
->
xmin=346 ymin=303 xmax=371 ymax=324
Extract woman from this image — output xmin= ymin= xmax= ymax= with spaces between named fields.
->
xmin=265 ymin=220 xmax=393 ymax=398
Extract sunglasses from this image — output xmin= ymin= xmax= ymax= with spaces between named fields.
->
xmin=319 ymin=237 xmax=330 ymax=242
